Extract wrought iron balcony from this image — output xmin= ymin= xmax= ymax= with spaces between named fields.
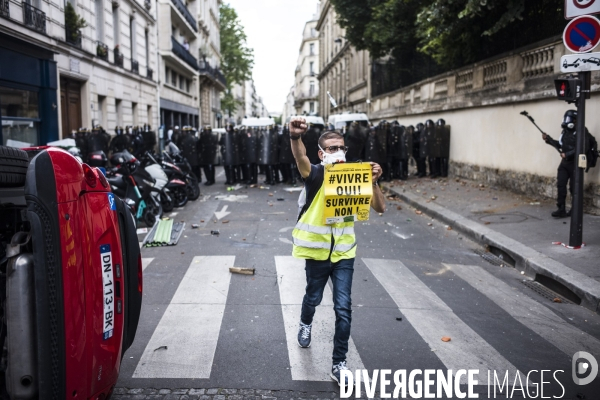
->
xmin=147 ymin=68 xmax=153 ymax=80
xmin=144 ymin=0 xmax=152 ymax=11
xmin=131 ymin=60 xmax=139 ymax=74
xmin=23 ymin=3 xmax=46 ymax=34
xmin=96 ymin=41 xmax=109 ymax=61
xmin=114 ymin=48 xmax=124 ymax=67
xmin=0 ymin=0 xmax=9 ymax=19
xmin=66 ymin=27 xmax=82 ymax=48
xmin=198 ymin=60 xmax=227 ymax=87
xmin=170 ymin=0 xmax=198 ymax=32
xmin=171 ymin=36 xmax=198 ymax=70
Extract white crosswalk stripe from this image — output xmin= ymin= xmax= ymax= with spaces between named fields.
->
xmin=133 ymin=256 xmax=234 ymax=379
xmin=446 ymin=263 xmax=600 ymax=357
xmin=141 ymin=257 xmax=154 ymax=271
xmin=275 ymin=256 xmax=367 ymax=381
xmin=363 ymin=258 xmax=526 ymax=384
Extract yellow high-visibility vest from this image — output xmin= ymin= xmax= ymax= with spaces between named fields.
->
xmin=292 ymin=185 xmax=356 ymax=262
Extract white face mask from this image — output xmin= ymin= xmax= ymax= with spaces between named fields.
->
xmin=319 ymin=145 xmax=346 ymax=165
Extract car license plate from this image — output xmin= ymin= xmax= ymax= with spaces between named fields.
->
xmin=100 ymin=244 xmax=114 ymax=340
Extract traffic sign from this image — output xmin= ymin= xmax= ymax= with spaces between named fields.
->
xmin=566 ymin=0 xmax=600 ymax=19
xmin=563 ymin=15 xmax=600 ymax=53
xmin=561 ymin=51 xmax=600 ymax=72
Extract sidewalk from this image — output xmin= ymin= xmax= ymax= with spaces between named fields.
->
xmin=383 ymin=175 xmax=600 ymax=313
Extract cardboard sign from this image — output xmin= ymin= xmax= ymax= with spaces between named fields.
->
xmin=323 ymin=163 xmax=373 ymax=224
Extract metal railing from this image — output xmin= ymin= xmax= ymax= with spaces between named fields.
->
xmin=170 ymin=0 xmax=198 ymax=32
xmin=171 ymin=36 xmax=198 ymax=70
xmin=0 ymin=0 xmax=9 ymax=19
xmin=147 ymin=67 xmax=153 ymax=80
xmin=198 ymin=59 xmax=227 ymax=86
xmin=96 ymin=41 xmax=109 ymax=61
xmin=23 ymin=3 xmax=46 ymax=34
xmin=131 ymin=59 xmax=139 ymax=74
xmin=114 ymin=48 xmax=124 ymax=67
xmin=66 ymin=27 xmax=82 ymax=48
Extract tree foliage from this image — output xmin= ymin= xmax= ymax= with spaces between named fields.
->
xmin=220 ymin=3 xmax=254 ymax=117
xmin=330 ymin=0 xmax=564 ymax=90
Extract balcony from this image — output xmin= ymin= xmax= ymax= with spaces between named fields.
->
xmin=147 ymin=68 xmax=153 ymax=80
xmin=1 ymin=0 xmax=9 ymax=19
xmin=171 ymin=36 xmax=198 ymax=70
xmin=96 ymin=41 xmax=109 ymax=61
xmin=144 ymin=0 xmax=152 ymax=11
xmin=131 ymin=59 xmax=139 ymax=74
xmin=114 ymin=48 xmax=124 ymax=67
xmin=198 ymin=59 xmax=227 ymax=90
xmin=66 ymin=28 xmax=82 ymax=48
xmin=170 ymin=0 xmax=198 ymax=32
xmin=23 ymin=3 xmax=46 ymax=34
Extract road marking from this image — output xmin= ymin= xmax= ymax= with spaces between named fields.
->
xmin=446 ymin=263 xmax=600 ymax=357
xmin=279 ymin=238 xmax=293 ymax=245
xmin=214 ymin=205 xmax=231 ymax=220
xmin=363 ymin=258 xmax=524 ymax=384
xmin=141 ymin=257 xmax=154 ymax=271
xmin=133 ymin=256 xmax=234 ymax=379
xmin=279 ymin=226 xmax=295 ymax=233
xmin=214 ymin=195 xmax=248 ymax=202
xmin=275 ymin=256 xmax=366 ymax=381
xmin=392 ymin=231 xmax=411 ymax=240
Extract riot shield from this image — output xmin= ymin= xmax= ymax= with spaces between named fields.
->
xmin=388 ymin=123 xmax=402 ymax=160
xmin=427 ymin=121 xmax=441 ymax=158
xmin=240 ymin=127 xmax=257 ymax=164
xmin=109 ymin=133 xmax=131 ymax=154
xmin=344 ymin=122 xmax=367 ymax=162
xmin=220 ymin=129 xmax=238 ymax=166
xmin=400 ymin=125 xmax=413 ymax=160
xmin=198 ymin=129 xmax=218 ymax=165
xmin=439 ymin=124 xmax=451 ymax=158
xmin=279 ymin=125 xmax=294 ymax=164
xmin=303 ymin=124 xmax=323 ymax=165
xmin=257 ymin=126 xmax=278 ymax=165
xmin=418 ymin=124 xmax=429 ymax=159
xmin=180 ymin=130 xmax=199 ymax=167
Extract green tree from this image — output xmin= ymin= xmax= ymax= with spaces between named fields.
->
xmin=220 ymin=3 xmax=254 ymax=118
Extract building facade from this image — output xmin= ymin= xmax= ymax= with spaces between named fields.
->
xmin=281 ymin=85 xmax=295 ymax=123
xmin=293 ymin=19 xmax=319 ymax=116
xmin=1 ymin=0 xmax=159 ymax=146
xmin=316 ymin=0 xmax=370 ymax=121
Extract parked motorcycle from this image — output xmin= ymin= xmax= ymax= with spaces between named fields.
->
xmin=140 ymin=152 xmax=189 ymax=212
xmin=107 ymin=151 xmax=163 ymax=227
xmin=163 ymin=145 xmax=201 ymax=201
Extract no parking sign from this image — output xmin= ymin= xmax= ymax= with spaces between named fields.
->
xmin=563 ymin=15 xmax=600 ymax=53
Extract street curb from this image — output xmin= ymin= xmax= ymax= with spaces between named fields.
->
xmin=385 ymin=185 xmax=600 ymax=313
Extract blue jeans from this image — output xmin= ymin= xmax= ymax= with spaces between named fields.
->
xmin=300 ymin=258 xmax=354 ymax=364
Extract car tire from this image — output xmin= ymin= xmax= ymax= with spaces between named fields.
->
xmin=0 ymin=145 xmax=29 ymax=187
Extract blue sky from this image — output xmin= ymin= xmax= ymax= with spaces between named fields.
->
xmin=224 ymin=0 xmax=320 ymax=114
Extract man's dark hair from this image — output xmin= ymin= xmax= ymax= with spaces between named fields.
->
xmin=318 ymin=131 xmax=344 ymax=149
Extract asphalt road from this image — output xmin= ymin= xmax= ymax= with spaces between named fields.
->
xmin=116 ymin=167 xmax=600 ymax=399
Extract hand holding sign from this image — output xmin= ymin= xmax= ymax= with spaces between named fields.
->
xmin=369 ymin=162 xmax=383 ymax=183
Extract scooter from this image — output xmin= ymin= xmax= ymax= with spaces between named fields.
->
xmin=106 ymin=151 xmax=163 ymax=227
xmin=140 ymin=152 xmax=189 ymax=211
xmin=163 ymin=145 xmax=201 ymax=201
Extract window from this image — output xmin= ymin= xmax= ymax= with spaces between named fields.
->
xmin=309 ymin=61 xmax=314 ymax=75
xmin=132 ymin=102 xmax=138 ymax=125
xmin=171 ymin=70 xmax=177 ymax=86
xmin=309 ymin=43 xmax=314 ymax=55
xmin=309 ymin=81 xmax=315 ymax=96
xmin=95 ymin=0 xmax=104 ymax=41
xmin=309 ymin=102 xmax=315 ymax=113
xmin=147 ymin=105 xmax=152 ymax=124
xmin=98 ymin=95 xmax=106 ymax=127
xmin=129 ymin=17 xmax=136 ymax=60
xmin=0 ymin=86 xmax=40 ymax=147
xmin=115 ymin=98 xmax=123 ymax=126
xmin=179 ymin=75 xmax=184 ymax=90
xmin=186 ymin=79 xmax=191 ymax=93
xmin=145 ymin=29 xmax=150 ymax=68
xmin=165 ymin=66 xmax=170 ymax=82
xmin=112 ymin=5 xmax=119 ymax=46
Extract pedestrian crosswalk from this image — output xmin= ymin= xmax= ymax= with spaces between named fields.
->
xmin=131 ymin=255 xmax=598 ymax=384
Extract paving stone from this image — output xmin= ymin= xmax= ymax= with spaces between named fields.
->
xmin=146 ymin=396 xmax=164 ymax=400
xmin=114 ymin=388 xmax=129 ymax=395
xmin=143 ymin=389 xmax=159 ymax=395
xmin=255 ymin=390 xmax=272 ymax=396
xmin=173 ymin=389 xmax=189 ymax=395
xmin=228 ymin=395 xmax=243 ymax=400
xmin=199 ymin=396 xmax=212 ymax=400
xmin=239 ymin=390 xmax=255 ymax=395
xmin=189 ymin=389 xmax=205 ymax=395
xmin=163 ymin=395 xmax=181 ymax=400
xmin=222 ymin=389 xmax=237 ymax=394
xmin=128 ymin=389 xmax=145 ymax=394
xmin=159 ymin=389 xmax=173 ymax=395
xmin=214 ymin=395 xmax=226 ymax=400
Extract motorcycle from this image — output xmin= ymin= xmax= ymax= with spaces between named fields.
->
xmin=0 ymin=145 xmax=142 ymax=399
xmin=163 ymin=146 xmax=200 ymax=201
xmin=106 ymin=151 xmax=163 ymax=227
xmin=140 ymin=152 xmax=189 ymax=212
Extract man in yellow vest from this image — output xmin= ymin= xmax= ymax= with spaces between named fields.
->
xmin=289 ymin=116 xmax=386 ymax=386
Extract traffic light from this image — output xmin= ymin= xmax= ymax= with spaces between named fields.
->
xmin=554 ymin=78 xmax=581 ymax=103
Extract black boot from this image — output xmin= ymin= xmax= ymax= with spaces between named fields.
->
xmin=551 ymin=205 xmax=568 ymax=218
xmin=242 ymin=164 xmax=250 ymax=183
xmin=250 ymin=164 xmax=258 ymax=184
xmin=203 ymin=165 xmax=214 ymax=186
xmin=224 ymin=166 xmax=233 ymax=185
xmin=290 ymin=164 xmax=298 ymax=185
xmin=280 ymin=164 xmax=289 ymax=184
xmin=209 ymin=164 xmax=216 ymax=184
xmin=234 ymin=166 xmax=242 ymax=183
xmin=264 ymin=165 xmax=275 ymax=185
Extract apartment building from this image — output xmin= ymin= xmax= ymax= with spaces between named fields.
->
xmin=1 ymin=0 xmax=159 ymax=145
xmin=293 ymin=19 xmax=319 ymax=116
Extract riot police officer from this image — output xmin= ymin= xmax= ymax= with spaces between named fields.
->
xmin=425 ymin=119 xmax=440 ymax=178
xmin=278 ymin=122 xmax=297 ymax=185
xmin=109 ymin=126 xmax=130 ymax=154
xmin=257 ymin=125 xmax=279 ymax=185
xmin=415 ymin=122 xmax=427 ymax=177
xmin=179 ymin=126 xmax=201 ymax=182
xmin=437 ymin=119 xmax=450 ymax=177
xmin=542 ymin=110 xmax=594 ymax=218
xmin=199 ymin=126 xmax=218 ymax=185
xmin=220 ymin=123 xmax=240 ymax=185
xmin=239 ymin=126 xmax=258 ymax=184
xmin=366 ymin=123 xmax=387 ymax=177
